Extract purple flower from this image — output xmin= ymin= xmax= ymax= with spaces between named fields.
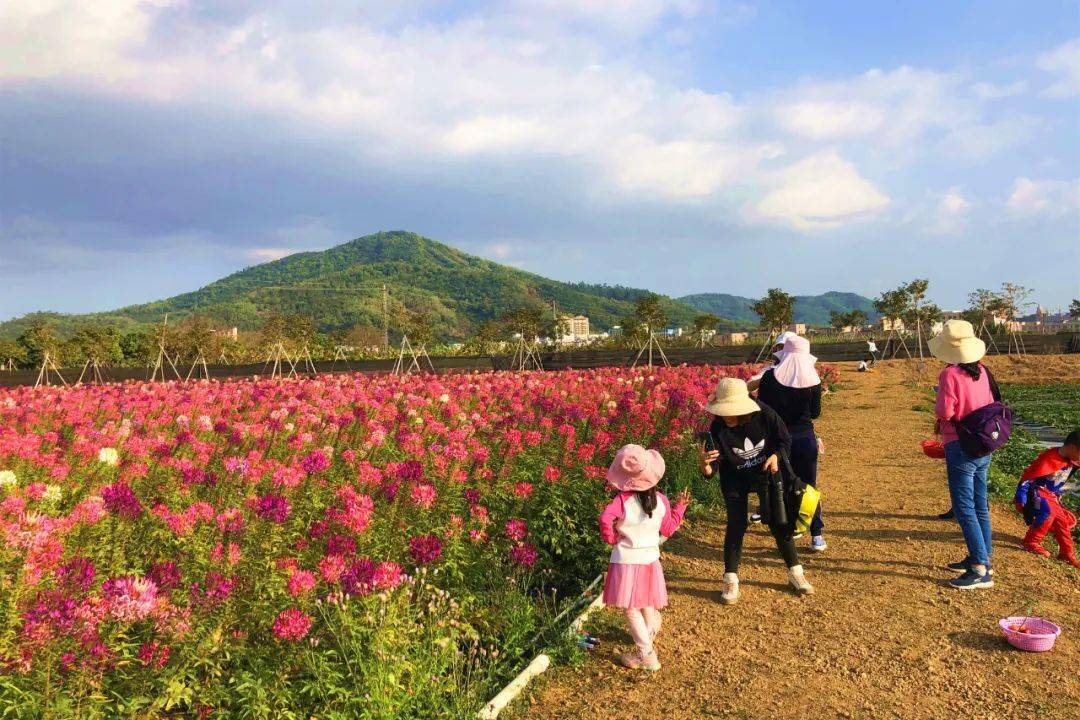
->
xmin=56 ymin=556 xmax=95 ymax=591
xmin=102 ymin=481 xmax=142 ymax=519
xmin=395 ymin=460 xmax=423 ymax=482
xmin=408 ymin=534 xmax=442 ymax=565
xmin=341 ymin=557 xmax=376 ymax=596
xmin=509 ymin=542 xmax=538 ymax=567
xmin=300 ymin=449 xmax=331 ymax=474
xmin=148 ymin=561 xmax=181 ymax=591
xmin=254 ymin=494 xmax=290 ymax=524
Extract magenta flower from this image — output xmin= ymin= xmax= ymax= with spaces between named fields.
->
xmin=103 ymin=576 xmax=159 ymax=622
xmin=410 ymin=483 xmax=437 ymax=509
xmin=101 ymin=481 xmax=142 ymax=519
xmin=509 ymin=542 xmax=538 ymax=567
xmin=504 ymin=518 xmax=528 ymax=542
xmin=286 ymin=570 xmax=317 ymax=597
xmin=254 ymin=494 xmax=290 ymax=524
xmin=272 ymin=608 xmax=312 ymax=641
xmin=300 ymin=449 xmax=331 ymax=474
xmin=408 ymin=534 xmax=442 ymax=565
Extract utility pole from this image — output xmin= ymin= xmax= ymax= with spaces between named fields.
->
xmin=382 ymin=284 xmax=389 ymax=352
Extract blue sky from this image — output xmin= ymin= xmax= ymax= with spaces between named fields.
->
xmin=1 ymin=0 xmax=1078 ymax=321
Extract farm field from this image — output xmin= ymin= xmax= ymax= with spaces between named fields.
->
xmin=1001 ymin=382 xmax=1080 ymax=434
xmin=514 ymin=357 xmax=1080 ymax=720
xmin=0 ymin=363 xmax=850 ymax=718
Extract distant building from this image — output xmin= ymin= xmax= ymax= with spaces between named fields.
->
xmin=785 ymin=323 xmax=807 ymax=336
xmin=880 ymin=317 xmax=905 ymax=332
xmin=213 ymin=326 xmax=239 ymax=340
xmin=727 ymin=332 xmax=749 ymax=344
xmin=557 ymin=315 xmax=590 ymax=344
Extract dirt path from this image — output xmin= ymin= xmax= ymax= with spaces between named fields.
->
xmin=515 ymin=360 xmax=1080 ymax=720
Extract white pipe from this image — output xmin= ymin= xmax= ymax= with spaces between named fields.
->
xmin=477 ymin=653 xmax=551 ymax=719
xmin=476 ymin=582 xmax=607 ymax=718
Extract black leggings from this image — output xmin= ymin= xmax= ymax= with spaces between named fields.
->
xmin=723 ymin=481 xmax=799 ymax=574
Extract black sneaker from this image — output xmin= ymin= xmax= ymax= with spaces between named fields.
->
xmin=949 ymin=568 xmax=993 ymax=590
xmin=749 ymin=513 xmax=762 ymax=525
xmin=945 ymin=558 xmax=994 ymax=576
xmin=937 ymin=509 xmax=955 ymax=520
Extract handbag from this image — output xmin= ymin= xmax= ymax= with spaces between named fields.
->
xmin=954 ymin=367 xmax=1013 ymax=458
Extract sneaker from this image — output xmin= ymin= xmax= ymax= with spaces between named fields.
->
xmin=787 ymin=565 xmax=814 ymax=595
xmin=810 ymin=536 xmax=827 ymax=552
xmin=945 ymin=558 xmax=995 ymax=576
xmin=620 ymin=650 xmax=660 ymax=671
xmin=720 ymin=572 xmax=740 ymax=605
xmin=749 ymin=513 xmax=762 ymax=525
xmin=937 ymin=509 xmax=955 ymax=520
xmin=949 ymin=568 xmax=993 ymax=590
xmin=791 ymin=532 xmax=805 ymax=541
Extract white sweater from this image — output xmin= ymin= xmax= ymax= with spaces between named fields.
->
xmin=607 ymin=493 xmax=667 ymax=564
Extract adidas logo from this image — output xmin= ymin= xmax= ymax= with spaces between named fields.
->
xmin=731 ymin=437 xmax=765 ymax=460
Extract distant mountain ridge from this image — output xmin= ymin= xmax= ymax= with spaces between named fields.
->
xmin=0 ymin=232 xmax=717 ymax=340
xmin=0 ymin=232 xmax=880 ymax=340
xmin=678 ymin=291 xmax=878 ymax=327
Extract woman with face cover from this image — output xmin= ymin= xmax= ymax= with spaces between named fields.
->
xmin=756 ymin=335 xmax=826 ymax=552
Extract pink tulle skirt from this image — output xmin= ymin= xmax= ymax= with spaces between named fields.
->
xmin=602 ymin=561 xmax=668 ymax=609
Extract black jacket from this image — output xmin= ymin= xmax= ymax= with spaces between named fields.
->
xmin=707 ymin=401 xmax=791 ymax=485
xmin=756 ymin=370 xmax=821 ymax=434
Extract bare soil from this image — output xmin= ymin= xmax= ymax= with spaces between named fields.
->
xmin=511 ymin=357 xmax=1080 ymax=720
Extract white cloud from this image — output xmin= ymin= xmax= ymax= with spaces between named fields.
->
xmin=0 ymin=1 xmax=1070 ymax=239
xmin=1036 ymin=37 xmax=1080 ymax=98
xmin=927 ymin=187 xmax=970 ymax=235
xmin=1005 ymin=177 xmax=1079 ymax=218
xmin=247 ymin=248 xmax=299 ymax=263
xmin=777 ymin=100 xmax=884 ymax=140
xmin=971 ymin=80 xmax=1027 ymax=100
xmin=754 ymin=152 xmax=889 ymax=230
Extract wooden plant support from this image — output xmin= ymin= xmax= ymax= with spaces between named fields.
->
xmin=35 ymin=351 xmax=68 ymax=388
xmin=631 ymin=326 xmax=670 ymax=368
xmin=186 ymin=351 xmax=211 ymax=381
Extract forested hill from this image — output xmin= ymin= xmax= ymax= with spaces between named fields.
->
xmin=678 ymin=291 xmax=878 ymax=327
xmin=0 ymin=232 xmax=724 ymax=340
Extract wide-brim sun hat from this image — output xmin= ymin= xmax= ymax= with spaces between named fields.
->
xmin=928 ymin=319 xmax=986 ymax=365
xmin=606 ymin=444 xmax=666 ymax=492
xmin=705 ymin=377 xmax=760 ymax=417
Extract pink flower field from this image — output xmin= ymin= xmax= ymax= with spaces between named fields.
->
xmin=0 ymin=363 xmax=835 ymax=718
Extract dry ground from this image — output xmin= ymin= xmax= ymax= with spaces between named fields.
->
xmin=511 ymin=357 xmax=1080 ymax=720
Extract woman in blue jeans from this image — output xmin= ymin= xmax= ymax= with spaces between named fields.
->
xmin=930 ymin=320 xmax=996 ymax=590
xmin=756 ymin=335 xmax=826 ymax=551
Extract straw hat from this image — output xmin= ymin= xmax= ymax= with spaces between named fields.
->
xmin=606 ymin=444 xmax=666 ymax=492
xmin=705 ymin=377 xmax=760 ymax=417
xmin=928 ymin=319 xmax=986 ymax=365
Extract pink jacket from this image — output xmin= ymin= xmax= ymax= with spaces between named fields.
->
xmin=599 ymin=491 xmax=687 ymax=564
xmin=934 ymin=364 xmax=994 ymax=444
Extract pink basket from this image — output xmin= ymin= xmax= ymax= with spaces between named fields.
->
xmin=998 ymin=617 xmax=1061 ymax=652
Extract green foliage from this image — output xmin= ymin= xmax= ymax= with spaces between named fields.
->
xmin=681 ymin=291 xmax=877 ymax=327
xmin=633 ymin=293 xmax=667 ymax=331
xmin=0 ymin=232 xmax=710 ymax=343
xmin=751 ymin=288 xmax=795 ymax=332
xmin=16 ymin=320 xmax=60 ymax=365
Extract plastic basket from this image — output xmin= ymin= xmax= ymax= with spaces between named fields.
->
xmin=998 ymin=617 xmax=1061 ymax=652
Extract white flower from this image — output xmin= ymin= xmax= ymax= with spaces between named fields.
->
xmin=98 ymin=447 xmax=119 ymax=466
xmin=439 ymin=393 xmax=450 ymax=403
xmin=0 ymin=470 xmax=16 ymax=490
xmin=42 ymin=485 xmax=62 ymax=504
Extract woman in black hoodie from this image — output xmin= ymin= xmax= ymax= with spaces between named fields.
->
xmin=699 ymin=377 xmax=814 ymax=605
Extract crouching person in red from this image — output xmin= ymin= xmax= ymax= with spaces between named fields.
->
xmin=1014 ymin=429 xmax=1080 ymax=569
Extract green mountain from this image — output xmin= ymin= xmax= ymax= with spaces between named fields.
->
xmin=0 ymin=232 xmax=724 ymax=340
xmin=678 ymin=291 xmax=878 ymax=327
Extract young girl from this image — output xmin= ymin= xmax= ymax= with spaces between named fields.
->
xmin=599 ymin=444 xmax=690 ymax=671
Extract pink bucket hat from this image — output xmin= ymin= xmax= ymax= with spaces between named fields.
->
xmin=606 ymin=444 xmax=666 ymax=492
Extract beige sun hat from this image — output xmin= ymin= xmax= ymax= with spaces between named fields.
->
xmin=706 ymin=377 xmax=760 ymax=417
xmin=928 ymin=319 xmax=987 ymax=365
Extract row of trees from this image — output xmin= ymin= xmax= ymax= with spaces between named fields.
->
xmin=1 ymin=286 xmax=1075 ymax=370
